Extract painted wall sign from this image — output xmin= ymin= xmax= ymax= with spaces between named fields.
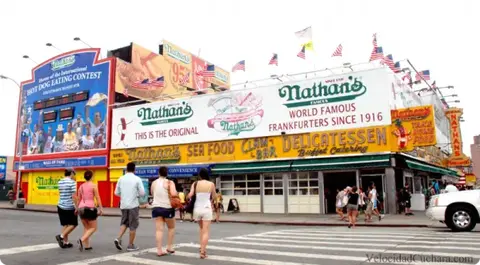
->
xmin=109 ymin=126 xmax=392 ymax=167
xmin=111 ymin=68 xmax=392 ymax=149
xmin=14 ymin=156 xmax=107 ymax=170
xmin=444 ymin=108 xmax=471 ymax=167
xmin=390 ymin=105 xmax=437 ymax=152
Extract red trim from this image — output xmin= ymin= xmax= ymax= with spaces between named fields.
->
xmin=13 ymin=48 xmax=115 ymax=166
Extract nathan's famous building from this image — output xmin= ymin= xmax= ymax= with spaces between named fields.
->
xmin=14 ymin=41 xmax=466 ymax=214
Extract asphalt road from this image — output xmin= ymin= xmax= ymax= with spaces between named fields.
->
xmin=1 ymin=209 xmax=480 ymax=265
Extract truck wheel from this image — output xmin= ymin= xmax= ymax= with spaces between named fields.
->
xmin=446 ymin=206 xmax=477 ymax=232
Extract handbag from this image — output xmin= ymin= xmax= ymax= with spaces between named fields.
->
xmin=168 ymin=180 xmax=183 ymax=209
xmin=184 ymin=182 xmax=197 ymax=214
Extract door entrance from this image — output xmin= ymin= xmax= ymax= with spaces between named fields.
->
xmin=360 ymin=174 xmax=386 ymax=212
xmin=324 ymin=171 xmax=356 ymax=214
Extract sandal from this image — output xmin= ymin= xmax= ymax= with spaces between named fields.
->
xmin=167 ymin=249 xmax=175 ymax=254
xmin=157 ymin=253 xmax=168 ymax=257
xmin=200 ymin=251 xmax=207 ymax=259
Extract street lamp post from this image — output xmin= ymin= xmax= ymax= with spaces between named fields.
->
xmin=73 ymin=37 xmax=92 ymax=48
xmin=446 ymin=100 xmax=460 ymax=104
xmin=0 ymin=75 xmax=24 ymax=207
xmin=22 ymin=55 xmax=38 ymax=65
xmin=46 ymin=43 xmax=62 ymax=53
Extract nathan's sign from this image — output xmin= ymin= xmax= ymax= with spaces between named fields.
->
xmin=111 ymin=68 xmax=392 ymax=149
xmin=390 ymin=105 xmax=436 ymax=152
xmin=109 ymin=126 xmax=392 ymax=167
xmin=445 ymin=108 xmax=471 ymax=167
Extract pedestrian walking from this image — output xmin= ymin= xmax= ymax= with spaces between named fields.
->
xmin=214 ymin=189 xmax=223 ymax=223
xmin=178 ymin=187 xmax=186 ymax=222
xmin=55 ymin=168 xmax=78 ymax=249
xmin=151 ymin=166 xmax=178 ymax=256
xmin=346 ymin=186 xmax=359 ymax=228
xmin=114 ymin=162 xmax=145 ymax=251
xmin=403 ymin=184 xmax=413 ymax=216
xmin=76 ymin=170 xmax=104 ymax=251
xmin=187 ymin=168 xmax=218 ymax=259
xmin=335 ymin=189 xmax=346 ymax=221
xmin=357 ymin=187 xmax=366 ymax=218
xmin=369 ymin=182 xmax=383 ymax=221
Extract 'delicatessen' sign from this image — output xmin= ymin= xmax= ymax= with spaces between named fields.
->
xmin=390 ymin=105 xmax=437 ymax=152
xmin=444 ymin=108 xmax=471 ymax=167
xmin=111 ymin=68 xmax=392 ymax=150
xmin=109 ymin=126 xmax=391 ymax=167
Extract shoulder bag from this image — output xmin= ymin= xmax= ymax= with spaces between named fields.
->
xmin=184 ymin=181 xmax=197 ymax=214
xmin=168 ymin=180 xmax=183 ymax=209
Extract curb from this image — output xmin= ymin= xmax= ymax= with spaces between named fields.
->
xmin=0 ymin=207 xmax=430 ymax=228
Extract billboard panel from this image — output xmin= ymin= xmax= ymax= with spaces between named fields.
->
xmin=17 ymin=49 xmax=111 ymax=156
xmin=191 ymin=55 xmax=208 ymax=91
xmin=390 ymin=105 xmax=436 ymax=152
xmin=162 ymin=40 xmax=193 ymax=89
xmin=445 ymin=108 xmax=471 ymax=167
xmin=111 ymin=68 xmax=392 ymax=149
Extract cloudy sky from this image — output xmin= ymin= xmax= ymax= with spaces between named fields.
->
xmin=0 ymin=0 xmax=478 ymax=156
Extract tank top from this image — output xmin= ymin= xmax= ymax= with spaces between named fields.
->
xmin=194 ymin=181 xmax=212 ymax=210
xmin=151 ymin=178 xmax=172 ymax=209
xmin=78 ymin=182 xmax=95 ymax=208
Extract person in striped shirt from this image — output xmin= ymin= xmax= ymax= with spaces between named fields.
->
xmin=55 ymin=168 xmax=79 ymax=248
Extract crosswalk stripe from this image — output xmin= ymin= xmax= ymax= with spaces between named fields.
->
xmin=57 ymin=248 xmax=157 ymax=265
xmin=265 ymin=231 xmax=477 ymax=241
xmin=231 ymin=236 xmax=397 ymax=247
xmin=211 ymin=239 xmax=381 ymax=252
xmin=113 ymin=255 xmax=191 ymax=265
xmin=280 ymin=229 xmax=480 ymax=239
xmin=0 ymin=244 xmax=58 ymax=256
xmin=180 ymin=243 xmax=470 ymax=265
xmin=260 ymin=232 xmax=478 ymax=242
xmin=168 ymin=250 xmax=320 ymax=265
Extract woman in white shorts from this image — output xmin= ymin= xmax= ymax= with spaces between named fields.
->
xmin=188 ymin=168 xmax=217 ymax=259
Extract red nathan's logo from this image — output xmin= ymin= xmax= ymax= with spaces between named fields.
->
xmin=391 ymin=107 xmax=431 ymax=121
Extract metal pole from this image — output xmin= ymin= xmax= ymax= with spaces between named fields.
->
xmin=0 ymin=75 xmax=23 ymax=206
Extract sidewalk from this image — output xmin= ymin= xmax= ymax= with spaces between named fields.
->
xmin=0 ymin=201 xmax=441 ymax=228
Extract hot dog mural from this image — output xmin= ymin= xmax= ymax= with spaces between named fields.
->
xmin=392 ymin=119 xmax=412 ymax=150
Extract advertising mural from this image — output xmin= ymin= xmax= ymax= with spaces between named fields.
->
xmin=111 ymin=69 xmax=392 ymax=149
xmin=162 ymin=40 xmax=194 ymax=89
xmin=444 ymin=108 xmax=471 ymax=167
xmin=110 ymin=126 xmax=392 ymax=167
xmin=390 ymin=105 xmax=436 ymax=152
xmin=191 ymin=55 xmax=209 ymax=91
xmin=16 ymin=49 xmax=111 ymax=157
xmin=0 ymin=156 xmax=6 ymax=181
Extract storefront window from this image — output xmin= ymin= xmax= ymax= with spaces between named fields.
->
xmin=264 ymin=173 xmax=283 ymax=195
xmin=219 ymin=174 xmax=261 ymax=196
xmin=288 ymin=172 xmax=319 ymax=195
xmin=413 ymin=177 xmax=423 ymax=194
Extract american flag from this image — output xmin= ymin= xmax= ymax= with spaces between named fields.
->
xmin=232 ymin=60 xmax=245 ymax=72
xmin=268 ymin=54 xmax=278 ymax=66
xmin=331 ymin=44 xmax=343 ymax=57
xmin=201 ymin=64 xmax=215 ymax=77
xmin=131 ymin=79 xmax=150 ymax=88
xmin=394 ymin=62 xmax=401 ymax=73
xmin=179 ymin=72 xmax=190 ymax=86
xmin=297 ymin=46 xmax=306 ymax=59
xmin=381 ymin=54 xmax=395 ymax=71
xmin=402 ymin=72 xmax=412 ymax=87
xmin=369 ymin=33 xmax=378 ymax=61
xmin=415 ymin=70 xmax=430 ymax=81
xmin=151 ymin=76 xmax=165 ymax=87
xmin=370 ymin=47 xmax=383 ymax=61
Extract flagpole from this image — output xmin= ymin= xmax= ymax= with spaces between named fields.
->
xmin=406 ymin=59 xmax=446 ymax=100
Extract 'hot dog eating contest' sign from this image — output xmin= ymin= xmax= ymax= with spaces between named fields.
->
xmin=111 ymin=68 xmax=392 ymax=149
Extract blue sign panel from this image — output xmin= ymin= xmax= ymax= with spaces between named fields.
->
xmin=0 ymin=156 xmax=7 ymax=181
xmin=18 ymin=49 xmax=111 ymax=156
xmin=130 ymin=165 xmax=211 ymax=179
xmin=14 ymin=156 xmax=107 ymax=170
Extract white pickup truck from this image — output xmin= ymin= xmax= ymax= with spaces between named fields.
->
xmin=426 ymin=189 xmax=480 ymax=232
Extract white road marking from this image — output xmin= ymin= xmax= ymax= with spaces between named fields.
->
xmin=0 ymin=244 xmax=58 ymax=256
xmin=113 ymin=255 xmax=192 ymax=265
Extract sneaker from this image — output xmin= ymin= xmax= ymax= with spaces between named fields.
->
xmin=126 ymin=244 xmax=139 ymax=251
xmin=55 ymin=235 xmax=65 ymax=248
xmin=114 ymin=239 xmax=122 ymax=250
xmin=65 ymin=243 xmax=73 ymax=248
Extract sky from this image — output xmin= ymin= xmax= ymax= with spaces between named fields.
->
xmin=0 ymin=0 xmax=479 ymax=157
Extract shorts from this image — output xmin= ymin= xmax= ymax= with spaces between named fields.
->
xmin=372 ymin=200 xmax=378 ymax=210
xmin=193 ymin=208 xmax=213 ymax=221
xmin=79 ymin=208 xmax=98 ymax=221
xmin=120 ymin=207 xmax=140 ymax=230
xmin=366 ymin=203 xmax=373 ymax=214
xmin=405 ymin=200 xmax=411 ymax=208
xmin=346 ymin=204 xmax=358 ymax=211
xmin=57 ymin=206 xmax=78 ymax=226
xmin=152 ymin=207 xmax=175 ymax=219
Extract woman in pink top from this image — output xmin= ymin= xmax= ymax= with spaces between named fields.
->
xmin=76 ymin=170 xmax=103 ymax=251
